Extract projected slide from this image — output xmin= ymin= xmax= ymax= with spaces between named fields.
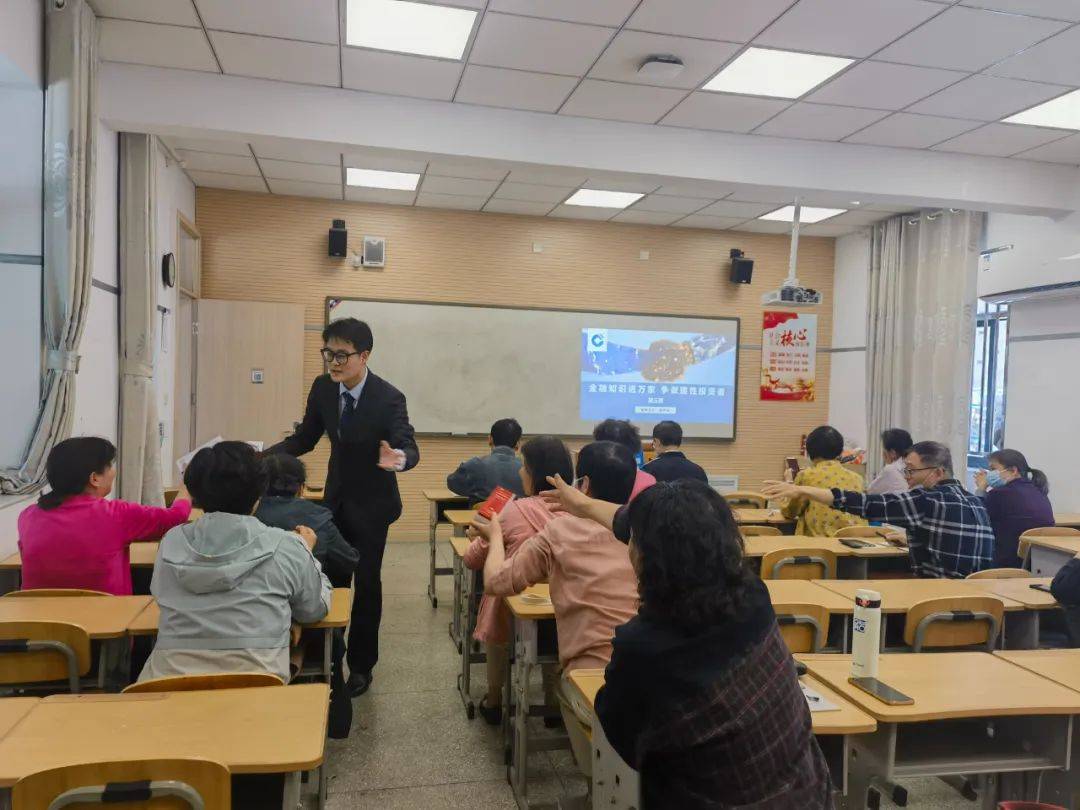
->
xmin=580 ymin=327 xmax=737 ymax=428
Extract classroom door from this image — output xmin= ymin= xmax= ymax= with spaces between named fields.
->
xmin=192 ymin=299 xmax=306 ymax=448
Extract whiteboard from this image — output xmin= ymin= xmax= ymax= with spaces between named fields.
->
xmin=326 ymin=298 xmax=740 ymax=438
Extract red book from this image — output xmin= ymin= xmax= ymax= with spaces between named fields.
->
xmin=477 ymin=486 xmax=515 ymax=520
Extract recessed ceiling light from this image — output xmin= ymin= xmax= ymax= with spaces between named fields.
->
xmin=703 ymin=47 xmax=853 ymax=99
xmin=346 ymin=0 xmax=478 ymax=60
xmin=759 ymin=205 xmax=846 ymax=224
xmin=850 ymin=200 xmax=861 ymax=205
xmin=565 ymin=189 xmax=644 ymax=208
xmin=346 ymin=167 xmax=420 ymax=190
xmin=1004 ymin=89 xmax=1080 ymax=130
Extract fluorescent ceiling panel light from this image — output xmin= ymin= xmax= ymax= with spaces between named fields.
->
xmin=759 ymin=205 xmax=846 ymax=223
xmin=703 ymin=47 xmax=853 ymax=99
xmin=346 ymin=167 xmax=420 ymax=190
xmin=346 ymin=0 xmax=477 ymax=60
xmin=565 ymin=189 xmax=644 ymax=208
xmin=1004 ymin=89 xmax=1080 ymax=130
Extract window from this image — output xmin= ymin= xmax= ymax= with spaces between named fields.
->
xmin=968 ymin=300 xmax=1009 ymax=467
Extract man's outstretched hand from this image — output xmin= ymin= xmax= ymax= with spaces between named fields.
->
xmin=377 ymin=440 xmax=407 ymax=470
xmin=539 ymin=474 xmax=590 ymax=517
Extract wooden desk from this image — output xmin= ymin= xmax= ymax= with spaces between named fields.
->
xmin=447 ymin=536 xmax=470 ymax=650
xmin=966 ymin=577 xmax=1057 ymax=609
xmin=0 ymin=595 xmax=152 ymax=639
xmin=763 ymin=580 xmax=856 ymax=614
xmin=0 ymin=698 xmax=38 ymax=743
xmin=444 ymin=509 xmax=477 ymax=538
xmin=423 ymin=488 xmax=470 ymax=608
xmin=1054 ymin=513 xmax=1080 ymax=529
xmin=301 ymin=485 xmax=325 ymax=501
xmin=733 ymin=508 xmax=792 ymax=526
xmin=0 ymin=544 xmax=159 ymax=595
xmin=0 ymin=685 xmax=330 ymax=809
xmin=802 ymin=651 xmax=1080 ymax=809
xmin=1026 ymin=535 xmax=1080 ymax=577
xmin=744 ymin=536 xmax=908 ymax=579
xmin=445 ymin=536 xmax=483 ymax=719
xmin=814 ymin=579 xmax=1023 ymax=613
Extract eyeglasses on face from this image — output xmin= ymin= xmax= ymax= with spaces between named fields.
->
xmin=320 ymin=348 xmax=360 ymax=365
xmin=902 ymin=465 xmax=937 ymax=477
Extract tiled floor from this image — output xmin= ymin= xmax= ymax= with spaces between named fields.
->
xmin=321 ymin=542 xmax=969 ymax=809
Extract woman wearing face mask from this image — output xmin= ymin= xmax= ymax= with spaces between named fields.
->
xmin=975 ymin=449 xmax=1054 ymax=568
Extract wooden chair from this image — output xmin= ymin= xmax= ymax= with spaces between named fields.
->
xmin=773 ymin=603 xmax=829 ymax=653
xmin=741 ymin=525 xmax=782 ymax=537
xmin=903 ymin=597 xmax=1004 ymax=652
xmin=0 ymin=620 xmax=92 ymax=694
xmin=760 ymin=548 xmax=837 ymax=580
xmin=4 ymin=588 xmax=112 ymax=598
xmin=13 ymin=758 xmax=230 ymax=809
xmin=966 ymin=568 xmax=1031 ymax=580
xmin=1018 ymin=526 xmax=1080 ymax=560
xmin=724 ymin=491 xmax=767 ymax=509
xmin=123 ymin=671 xmax=284 ymax=694
xmin=164 ymin=487 xmax=180 ymax=507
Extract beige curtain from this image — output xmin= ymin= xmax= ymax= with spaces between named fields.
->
xmin=866 ymin=210 xmax=984 ymax=478
xmin=1 ymin=0 xmax=96 ymax=494
xmin=118 ymin=134 xmax=164 ymax=505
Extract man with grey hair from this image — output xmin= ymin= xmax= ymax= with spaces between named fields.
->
xmin=762 ymin=441 xmax=993 ymax=578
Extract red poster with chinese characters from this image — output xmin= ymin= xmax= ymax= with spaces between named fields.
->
xmin=761 ymin=311 xmax=817 ymax=401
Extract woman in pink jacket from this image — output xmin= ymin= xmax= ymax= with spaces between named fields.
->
xmin=17 ymin=437 xmax=192 ymax=595
xmin=464 ymin=435 xmax=573 ymax=724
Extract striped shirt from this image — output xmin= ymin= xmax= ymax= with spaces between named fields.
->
xmin=831 ymin=481 xmax=993 ymax=578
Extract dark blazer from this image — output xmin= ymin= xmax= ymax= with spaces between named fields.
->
xmin=268 ymin=372 xmax=419 ymax=526
xmin=642 ymin=451 xmax=709 ymax=485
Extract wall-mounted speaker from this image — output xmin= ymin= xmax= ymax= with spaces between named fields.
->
xmin=729 ymin=248 xmax=753 ymax=284
xmin=329 ymin=219 xmax=347 ymax=257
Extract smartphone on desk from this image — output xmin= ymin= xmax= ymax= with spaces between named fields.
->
xmin=1030 ymin=583 xmax=1053 ymax=594
xmin=848 ymin=677 xmax=914 ymax=706
xmin=839 ymin=538 xmax=871 ymax=549
xmin=477 ymin=486 xmax=515 ymax=520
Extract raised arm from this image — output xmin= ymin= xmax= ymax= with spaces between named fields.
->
xmin=537 ymin=474 xmax=620 ymax=531
xmin=762 ymin=480 xmax=926 ymax=529
xmin=268 ymin=382 xmax=325 ymax=457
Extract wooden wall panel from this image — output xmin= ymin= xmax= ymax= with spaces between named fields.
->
xmin=196 ymin=189 xmax=837 ymax=541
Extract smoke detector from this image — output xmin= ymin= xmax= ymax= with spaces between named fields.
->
xmin=637 ymin=55 xmax=684 ymax=81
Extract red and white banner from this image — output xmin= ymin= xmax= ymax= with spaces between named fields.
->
xmin=760 ymin=311 xmax=817 ymax=401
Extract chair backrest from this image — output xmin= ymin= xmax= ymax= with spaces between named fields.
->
xmin=0 ymin=620 xmax=92 ymax=692
xmin=965 ymin=568 xmax=1031 ymax=580
xmin=123 ymin=672 xmax=284 ymax=694
xmin=1018 ymin=526 xmax=1080 ymax=560
xmin=903 ymin=596 xmax=1005 ymax=652
xmin=724 ymin=491 xmax=767 ymax=509
xmin=760 ymin=548 xmax=837 ymax=580
xmin=773 ymin=603 xmax=829 ymax=654
xmin=4 ymin=589 xmax=112 ymax=598
xmin=833 ymin=526 xmax=893 ymax=539
xmin=13 ymin=758 xmax=230 ymax=810
xmin=741 ymin=525 xmax=782 ymax=537
xmin=163 ymin=488 xmax=180 ymax=507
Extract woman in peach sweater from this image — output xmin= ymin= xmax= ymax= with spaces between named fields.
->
xmin=463 ymin=435 xmax=573 ymax=724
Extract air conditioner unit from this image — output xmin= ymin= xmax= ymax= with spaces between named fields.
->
xmin=362 ymin=235 xmax=386 ymax=268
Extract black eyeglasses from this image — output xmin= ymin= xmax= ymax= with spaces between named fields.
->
xmin=902 ymin=465 xmax=936 ymax=477
xmin=321 ymin=348 xmax=360 ymax=365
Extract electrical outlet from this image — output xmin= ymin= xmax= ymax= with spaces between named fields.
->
xmin=251 ymin=369 xmax=265 ymax=384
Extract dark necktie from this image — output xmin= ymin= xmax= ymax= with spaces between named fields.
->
xmin=340 ymin=391 xmax=357 ymax=435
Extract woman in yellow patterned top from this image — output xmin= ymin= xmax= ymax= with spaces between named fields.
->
xmin=782 ymin=426 xmax=868 ymax=536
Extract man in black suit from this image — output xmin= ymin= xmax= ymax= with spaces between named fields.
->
xmin=269 ymin=317 xmax=418 ymax=697
xmin=642 ymin=420 xmax=708 ymax=484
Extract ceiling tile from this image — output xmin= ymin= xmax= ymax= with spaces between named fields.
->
xmin=427 ymin=159 xmax=508 ymax=180
xmin=342 ymin=49 xmax=463 ymax=101
xmin=488 ymin=0 xmax=639 ymax=26
xmin=755 ymin=0 xmax=942 ymax=58
xmin=483 ymin=198 xmax=556 ymax=215
xmin=1012 ymin=132 xmax=1080 ymax=164
xmin=755 ymin=103 xmax=890 ymax=140
xmin=560 ymin=80 xmax=689 ymax=124
xmin=89 ymin=0 xmax=199 ymax=26
xmin=175 ymin=149 xmax=259 ymax=175
xmin=931 ymin=122 xmax=1068 ymax=156
xmin=800 ymin=223 xmax=861 ymax=236
xmin=267 ymin=178 xmax=343 ymax=199
xmin=875 ymin=6 xmax=1068 ymax=72
xmin=258 ymin=159 xmax=342 ymax=183
xmin=549 ymin=204 xmax=620 ymax=220
xmin=675 ymin=214 xmax=747 ymax=230
xmin=198 ymin=0 xmax=339 ymax=44
xmin=164 ymin=136 xmax=251 ymax=157
xmin=988 ymin=25 xmax=1080 ymax=86
xmin=495 ymin=182 xmax=575 ymax=202
xmin=345 ymin=187 xmax=416 ymax=205
xmin=724 ymin=186 xmax=856 ymax=206
xmin=98 ymin=19 xmax=218 ymax=72
xmin=342 ymin=154 xmax=426 ymax=173
xmin=469 ymin=13 xmax=614 ymax=76
xmin=627 ymin=0 xmax=799 ymax=43
xmin=420 ymin=176 xmax=500 ymax=196
xmin=188 ymin=171 xmax=267 ymax=192
xmin=455 ymin=65 xmax=577 ymax=112
xmin=655 ymin=180 xmax=734 ymax=197
xmin=843 ymin=112 xmax=982 ymax=147
xmin=807 ymin=61 xmax=964 ymax=110
xmin=697 ymin=200 xmax=776 ymax=218
xmin=581 ymin=176 xmax=660 ymax=193
xmin=731 ymin=219 xmax=795 ymax=233
xmin=251 ymin=139 xmax=341 ymax=165
xmin=416 ymin=193 xmax=487 ymax=211
xmin=634 ymin=194 xmax=713 ymax=214
xmin=958 ymin=0 xmax=1080 ymax=21
xmin=426 ymin=0 xmax=485 ymax=7
xmin=505 ymin=167 xmax=590 ymax=185
xmin=611 ymin=209 xmax=685 ymax=225
xmin=907 ymin=74 xmax=1072 ymax=121
xmin=588 ymin=31 xmax=740 ymax=90
xmin=210 ymin=31 xmax=339 ymax=86
xmin=660 ymin=92 xmax=790 ymax=132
